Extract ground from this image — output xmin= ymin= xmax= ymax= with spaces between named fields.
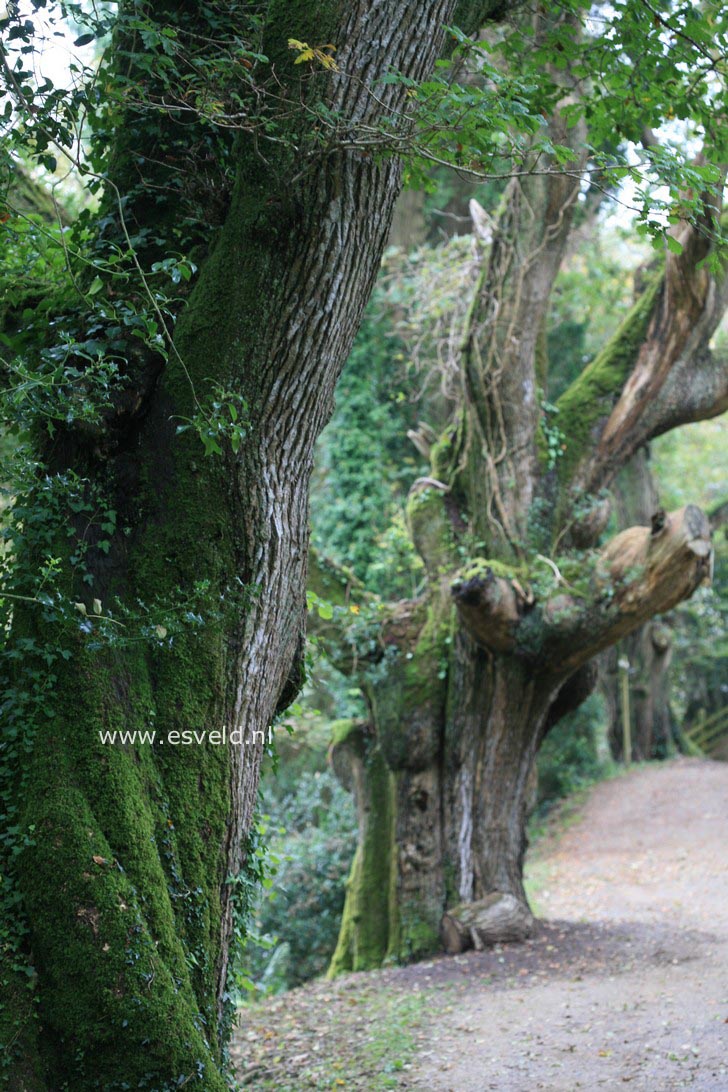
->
xmin=230 ymin=757 xmax=728 ymax=1091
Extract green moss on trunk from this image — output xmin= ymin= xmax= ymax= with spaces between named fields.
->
xmin=554 ymin=271 xmax=663 ymax=484
xmin=9 ymin=630 xmax=231 ymax=1091
xmin=328 ymin=746 xmax=397 ymax=975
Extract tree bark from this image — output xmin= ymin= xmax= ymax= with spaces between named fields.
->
xmin=2 ymin=2 xmax=513 ymax=1087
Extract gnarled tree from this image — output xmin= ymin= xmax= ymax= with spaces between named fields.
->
xmin=324 ymin=7 xmax=728 ymax=970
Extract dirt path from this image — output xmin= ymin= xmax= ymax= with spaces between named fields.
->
xmin=231 ymin=758 xmax=728 ymax=1091
xmin=412 ymin=757 xmax=728 ymax=1091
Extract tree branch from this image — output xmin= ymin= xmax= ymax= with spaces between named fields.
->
xmin=451 ymin=506 xmax=712 ymax=678
xmin=451 ymin=566 xmax=527 ymax=652
xmin=542 ymin=505 xmax=712 ymax=675
xmin=555 ymin=186 xmax=728 ymax=509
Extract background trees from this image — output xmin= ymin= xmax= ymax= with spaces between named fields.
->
xmin=0 ymin=1 xmax=511 ymax=1087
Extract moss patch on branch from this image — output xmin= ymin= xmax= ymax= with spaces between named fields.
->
xmin=554 ymin=271 xmax=663 ymax=485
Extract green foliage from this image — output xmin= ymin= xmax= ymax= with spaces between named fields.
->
xmin=175 ymin=383 xmax=249 ymax=457
xmin=311 ymin=283 xmax=424 ymax=598
xmin=651 ymin=418 xmax=727 ymax=726
xmin=536 ymin=693 xmax=612 ymax=810
xmin=241 ymin=771 xmax=357 ymax=993
xmin=539 ymin=399 xmax=566 ymax=471
xmin=389 ymin=4 xmax=728 ymax=254
xmin=652 ymin=417 xmax=727 ymax=514
xmin=1 ymin=0 xmax=725 ymax=1076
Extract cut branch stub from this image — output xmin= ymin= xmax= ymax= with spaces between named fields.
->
xmin=451 ymin=567 xmax=523 ymax=653
xmin=597 ymin=503 xmax=711 ymax=599
xmin=440 ymin=893 xmax=534 ymax=954
xmin=545 ymin=504 xmax=712 ymax=675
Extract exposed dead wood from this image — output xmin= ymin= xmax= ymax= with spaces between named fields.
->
xmin=441 ymin=893 xmax=534 ymax=953
xmin=573 ymin=176 xmax=728 ymax=498
xmin=451 ymin=569 xmax=524 ymax=652
xmin=545 ymin=505 xmax=712 ymax=675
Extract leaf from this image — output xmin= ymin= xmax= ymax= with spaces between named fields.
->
xmin=155 ymin=625 xmax=168 ymax=639
xmin=92 ymin=855 xmax=107 ymax=865
xmin=202 ymin=435 xmax=223 ymax=457
xmin=87 ymin=276 xmax=103 ymax=296
xmin=92 ymin=598 xmax=102 ymax=615
xmin=666 ymin=235 xmax=683 ymax=256
xmin=317 ymin=601 xmax=334 ymax=620
xmin=74 ymin=33 xmax=96 ymax=47
xmin=313 ymin=46 xmax=339 ymax=71
xmin=74 ymin=602 xmax=87 ymax=616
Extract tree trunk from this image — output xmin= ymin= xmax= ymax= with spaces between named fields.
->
xmin=2 ymin=2 xmax=513 ymax=1086
xmin=447 ymin=652 xmax=552 ymax=905
xmin=603 ymin=621 xmax=675 ymax=761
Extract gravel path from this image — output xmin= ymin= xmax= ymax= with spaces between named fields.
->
xmin=231 ymin=757 xmax=728 ymax=1091
xmin=411 ymin=757 xmax=728 ymax=1091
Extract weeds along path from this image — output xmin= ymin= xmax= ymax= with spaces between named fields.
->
xmin=231 ymin=758 xmax=728 ymax=1091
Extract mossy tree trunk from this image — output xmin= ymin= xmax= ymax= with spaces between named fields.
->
xmin=1 ymin=1 xmax=512 ymax=1087
xmin=326 ymin=30 xmax=728 ymax=969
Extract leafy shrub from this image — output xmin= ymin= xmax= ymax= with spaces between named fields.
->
xmin=536 ymin=692 xmax=612 ymax=809
xmin=244 ymin=770 xmax=357 ymax=993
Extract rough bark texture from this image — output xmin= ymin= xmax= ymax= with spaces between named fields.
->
xmin=1 ymin=1 xmax=513 ymax=1087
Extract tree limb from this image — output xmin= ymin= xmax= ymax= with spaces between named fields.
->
xmin=451 ymin=566 xmax=526 ymax=652
xmin=542 ymin=505 xmax=712 ymax=674
xmin=555 ymin=184 xmax=728 ymax=507
xmin=451 ymin=506 xmax=712 ymax=677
